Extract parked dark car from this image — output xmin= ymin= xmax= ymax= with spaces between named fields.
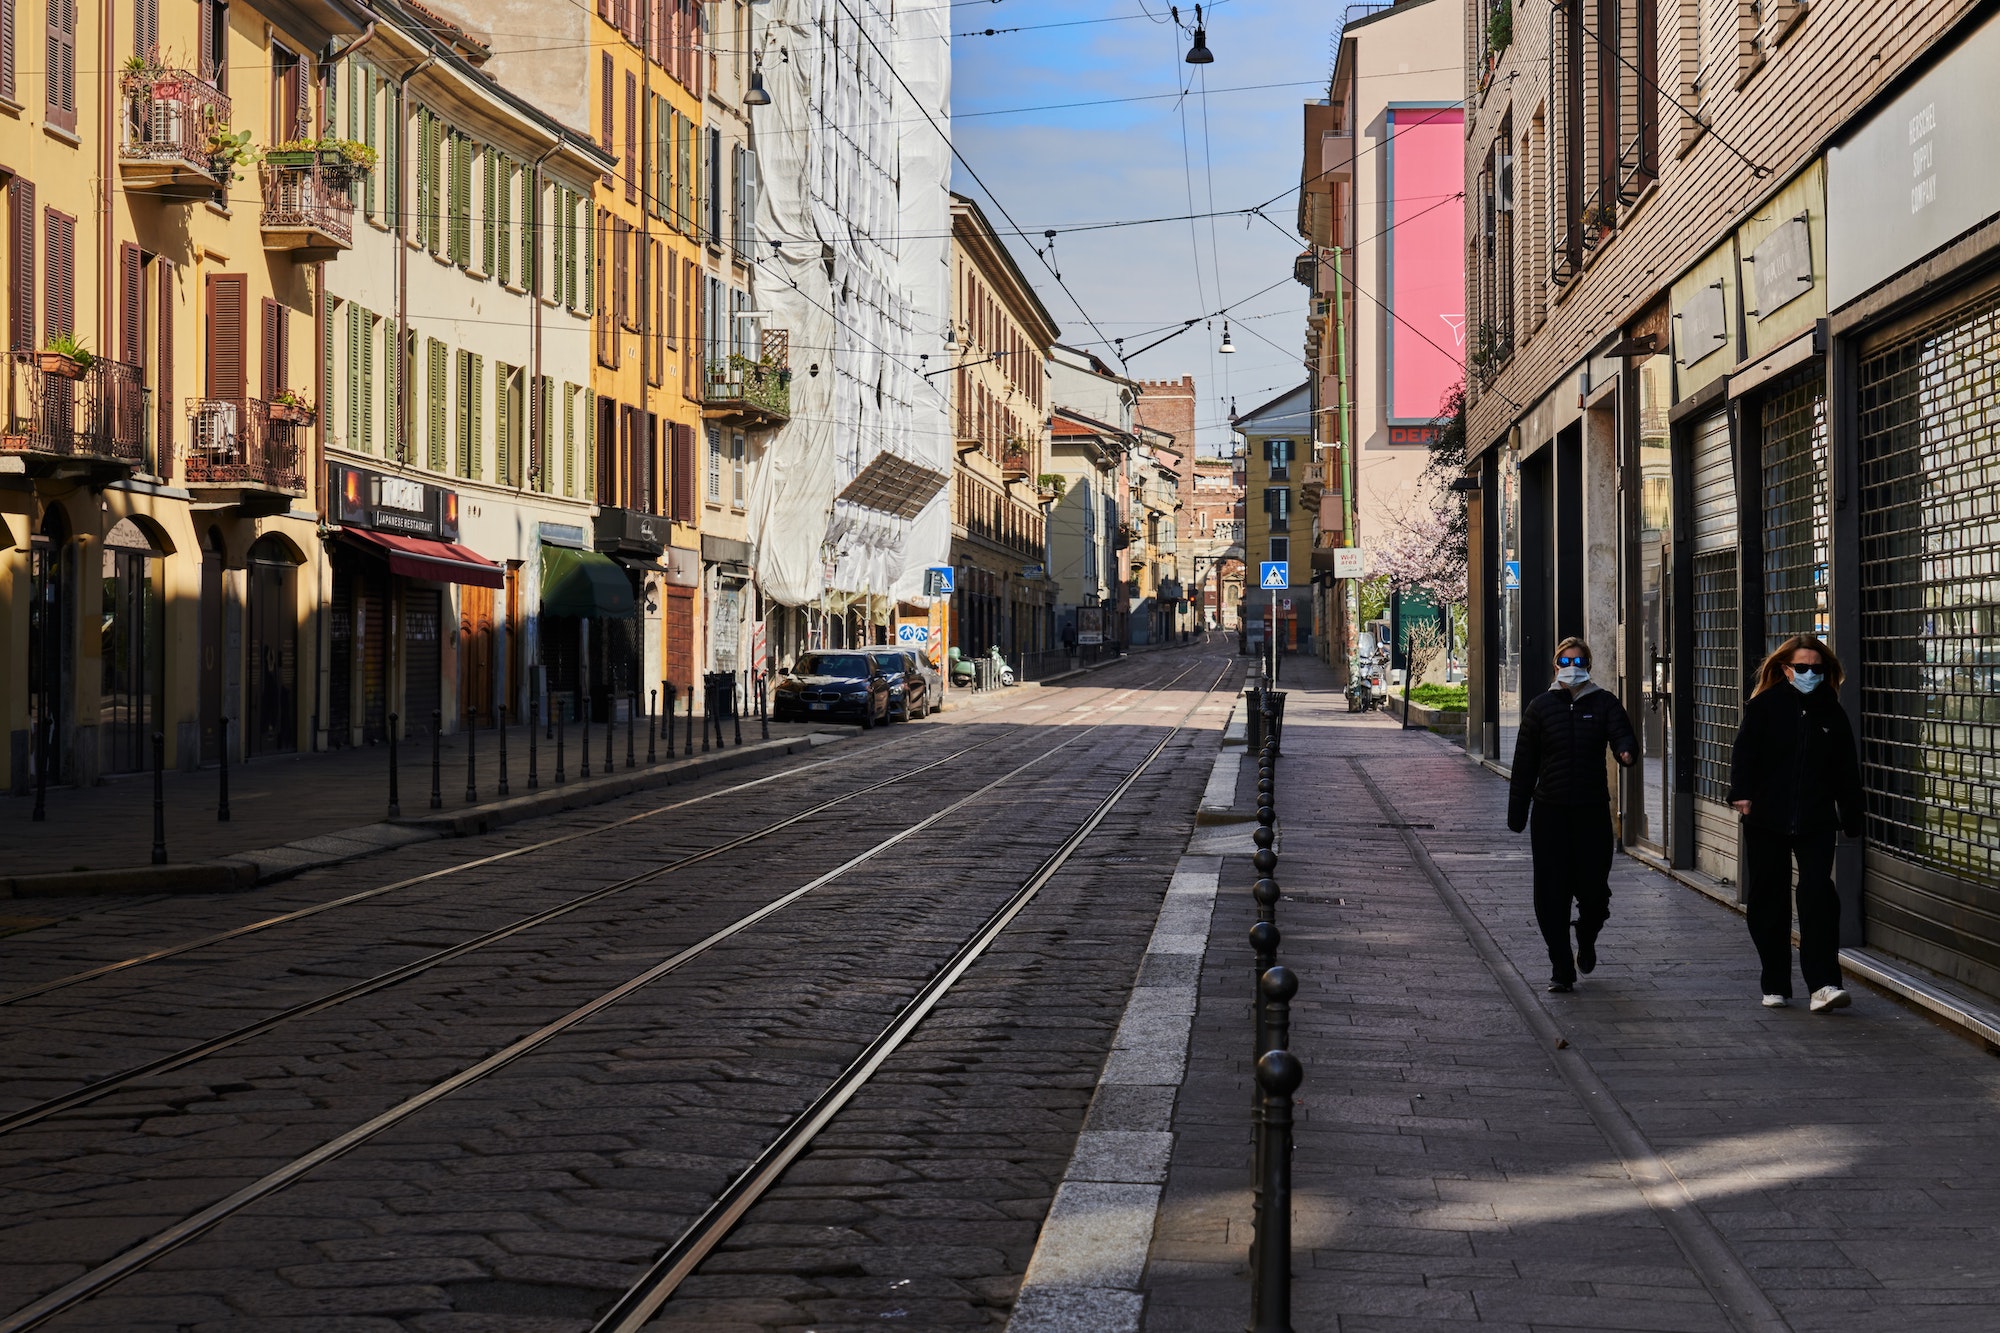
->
xmin=772 ymin=652 xmax=891 ymax=728
xmin=861 ymin=646 xmax=931 ymax=720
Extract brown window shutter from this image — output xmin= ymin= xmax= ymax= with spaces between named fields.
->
xmin=623 ymin=71 xmax=637 ymax=203
xmin=156 ymin=260 xmax=174 ymax=475
xmin=198 ymin=0 xmax=213 ymax=79
xmin=665 ymin=252 xmax=677 ymax=350
xmin=44 ymin=208 xmax=74 ymax=339
xmin=0 ymin=0 xmax=16 ymax=103
xmin=688 ymin=0 xmax=701 ymax=99
xmin=205 ymin=273 xmax=247 ymax=408
xmin=599 ymin=55 xmax=614 ymax=186
xmin=9 ymin=178 xmax=33 ymax=352
xmin=259 ymin=297 xmax=291 ymax=399
xmin=45 ymin=0 xmax=75 ymax=129
xmin=674 ymin=423 xmax=694 ymax=524
xmin=119 ymin=243 xmax=143 ymax=366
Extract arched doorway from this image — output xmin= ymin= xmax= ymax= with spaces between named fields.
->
xmin=27 ymin=506 xmax=73 ymax=788
xmin=245 ymin=535 xmax=301 ymax=755
xmin=100 ymin=517 xmax=166 ymax=775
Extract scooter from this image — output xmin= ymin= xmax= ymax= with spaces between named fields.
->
xmin=1346 ymin=654 xmax=1387 ymax=712
xmin=988 ymin=645 xmax=1017 ymax=687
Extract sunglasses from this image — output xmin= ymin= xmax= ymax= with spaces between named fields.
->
xmin=1556 ymin=655 xmax=1588 ymax=667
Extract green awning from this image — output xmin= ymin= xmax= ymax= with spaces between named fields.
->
xmin=540 ymin=546 xmax=637 ymax=618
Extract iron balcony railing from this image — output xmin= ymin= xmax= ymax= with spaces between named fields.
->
xmin=182 ymin=398 xmax=307 ymax=492
xmin=260 ymin=162 xmax=356 ymax=248
xmin=702 ymin=359 xmax=791 ymax=420
xmin=119 ymin=68 xmax=231 ymax=179
xmin=3 ymin=355 xmax=150 ymax=466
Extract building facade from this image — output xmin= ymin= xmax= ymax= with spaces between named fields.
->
xmin=1235 ymin=384 xmax=1316 ymax=657
xmin=3 ymin=0 xmax=376 ymax=793
xmin=1187 ymin=454 xmax=1245 ymax=630
xmin=948 ymin=194 xmax=1058 ymax=663
xmin=1046 ymin=344 xmax=1139 ymax=650
xmin=1461 ymin=0 xmax=2000 ymax=998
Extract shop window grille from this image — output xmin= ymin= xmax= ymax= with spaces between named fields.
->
xmin=1857 ymin=286 xmax=2000 ymax=887
xmin=1760 ymin=370 xmax=1829 ymax=651
xmin=1691 ymin=549 xmax=1740 ymax=803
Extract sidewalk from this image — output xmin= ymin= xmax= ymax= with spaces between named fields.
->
xmin=1019 ymin=654 xmax=2000 ymax=1331
xmin=0 ymin=711 xmax=831 ymax=897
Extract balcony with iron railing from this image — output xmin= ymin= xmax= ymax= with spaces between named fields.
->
xmin=1001 ymin=445 xmax=1030 ymax=481
xmin=181 ymin=398 xmax=309 ymax=508
xmin=702 ymin=328 xmax=792 ymax=428
xmin=3 ymin=355 xmax=150 ymax=476
xmin=118 ymin=68 xmax=233 ymax=193
xmin=260 ymin=162 xmax=356 ymax=256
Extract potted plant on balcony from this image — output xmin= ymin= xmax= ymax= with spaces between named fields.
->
xmin=270 ymin=388 xmax=315 ymax=426
xmin=1581 ymin=199 xmax=1616 ymax=248
xmin=317 ymin=138 xmax=377 ymax=184
xmin=205 ymin=127 xmax=255 ymax=185
xmin=36 ymin=333 xmax=93 ymax=381
xmin=1035 ymin=472 xmax=1066 ymax=503
xmin=262 ymin=138 xmax=320 ymax=170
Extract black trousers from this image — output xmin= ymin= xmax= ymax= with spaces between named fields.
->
xmin=1529 ymin=803 xmax=1614 ymax=984
xmin=1743 ymin=825 xmax=1842 ymax=996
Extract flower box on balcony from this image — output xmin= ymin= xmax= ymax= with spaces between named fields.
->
xmin=35 ymin=351 xmax=87 ymax=381
xmin=269 ymin=401 xmax=315 ymax=426
xmin=263 ymin=149 xmax=318 ymax=169
xmin=1 ymin=432 xmax=29 ymax=452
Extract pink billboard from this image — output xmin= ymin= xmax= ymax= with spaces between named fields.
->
xmin=1386 ymin=106 xmax=1466 ymax=425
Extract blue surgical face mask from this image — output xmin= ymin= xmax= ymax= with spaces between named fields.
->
xmin=1790 ymin=668 xmax=1823 ymax=694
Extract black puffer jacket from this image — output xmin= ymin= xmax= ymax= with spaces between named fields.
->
xmin=1726 ymin=685 xmax=1864 ymax=838
xmin=1507 ymin=684 xmax=1638 ymax=832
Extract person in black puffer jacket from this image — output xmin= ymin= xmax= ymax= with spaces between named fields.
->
xmin=1727 ymin=634 xmax=1864 ymax=1014
xmin=1508 ymin=637 xmax=1637 ymax=992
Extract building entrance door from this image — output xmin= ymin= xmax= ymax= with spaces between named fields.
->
xmin=246 ymin=536 xmax=299 ymax=756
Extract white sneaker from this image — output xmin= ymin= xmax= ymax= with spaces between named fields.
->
xmin=1809 ymin=986 xmax=1851 ymax=1013
xmin=1761 ymin=994 xmax=1789 ymax=1008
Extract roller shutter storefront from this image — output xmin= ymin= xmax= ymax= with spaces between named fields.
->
xmin=1687 ymin=409 xmax=1741 ymax=884
xmin=1758 ymin=370 xmax=1830 ymax=650
xmin=1857 ymin=283 xmax=2000 ymax=994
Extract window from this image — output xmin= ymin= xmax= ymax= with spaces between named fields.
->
xmin=272 ymin=45 xmax=304 ymax=143
xmin=426 ymin=338 xmax=446 ymax=471
xmin=562 ymin=383 xmax=577 ymax=495
xmin=44 ymin=207 xmax=75 ymax=341
xmin=707 ymin=128 xmax=723 ymax=243
xmin=199 ymin=0 xmax=227 ymax=91
xmin=44 ymin=0 xmax=76 ymax=133
xmin=624 ymin=70 xmax=638 ymax=203
xmin=447 ymin=132 xmax=472 ymax=268
xmin=495 ymin=156 xmax=513 ymax=285
xmin=1263 ymin=438 xmax=1292 ymax=478
xmin=706 ymin=426 xmax=723 ymax=503
xmin=731 ymin=433 xmax=745 ymax=508
xmin=1271 ymin=537 xmax=1290 ymax=563
xmin=1263 ymin=486 xmax=1292 ymax=529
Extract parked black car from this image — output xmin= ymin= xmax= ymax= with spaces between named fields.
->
xmin=861 ymin=646 xmax=931 ymax=721
xmin=771 ymin=652 xmax=892 ymax=728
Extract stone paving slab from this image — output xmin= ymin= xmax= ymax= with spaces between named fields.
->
xmin=1120 ymin=653 xmax=2000 ymax=1333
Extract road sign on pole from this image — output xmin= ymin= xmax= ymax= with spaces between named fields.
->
xmin=924 ymin=566 xmax=955 ymax=597
xmin=1260 ymin=561 xmax=1288 ymax=590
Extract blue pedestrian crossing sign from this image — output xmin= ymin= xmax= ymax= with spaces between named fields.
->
xmin=1259 ymin=562 xmax=1288 ymax=590
xmin=1503 ymin=560 xmax=1521 ymax=590
xmin=897 ymin=624 xmax=930 ymax=646
xmin=924 ymin=566 xmax=955 ymax=597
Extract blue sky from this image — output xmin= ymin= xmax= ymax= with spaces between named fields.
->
xmin=949 ymin=0 xmax=1338 ymax=454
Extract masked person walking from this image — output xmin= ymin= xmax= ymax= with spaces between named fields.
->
xmin=1727 ymin=635 xmax=1864 ymax=1012
xmin=1507 ymin=638 xmax=1638 ymax=992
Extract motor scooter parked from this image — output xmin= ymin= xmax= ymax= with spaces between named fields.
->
xmin=1346 ymin=652 xmax=1388 ymax=712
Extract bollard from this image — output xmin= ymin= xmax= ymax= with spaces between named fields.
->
xmin=732 ymin=677 xmax=743 ymax=747
xmin=647 ymin=690 xmax=658 ymax=764
xmin=759 ymin=676 xmax=769 ymax=741
xmin=497 ymin=705 xmax=509 ymax=796
xmin=387 ymin=712 xmax=401 ymax=817
xmin=627 ymin=691 xmax=637 ymax=768
xmin=1251 ymin=1047 xmax=1304 ymax=1333
xmin=465 ymin=708 xmax=479 ymax=803
xmin=555 ymin=704 xmax=567 ymax=783
xmin=665 ymin=681 xmax=677 ymax=755
xmin=579 ymin=698 xmax=591 ymax=780
xmin=604 ymin=701 xmax=615 ymax=774
xmin=150 ymin=731 xmax=167 ymax=865
xmin=430 ymin=709 xmax=444 ymax=809
xmin=31 ymin=715 xmax=49 ymax=822
xmin=1249 ymin=921 xmax=1280 ymax=1088
xmin=528 ymin=698 xmax=539 ymax=790
xmin=701 ymin=678 xmax=712 ymax=753
xmin=684 ymin=685 xmax=694 ymax=756
xmin=217 ymin=715 xmax=232 ymax=822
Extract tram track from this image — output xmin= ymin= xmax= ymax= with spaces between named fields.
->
xmin=0 ymin=653 xmax=1193 ymax=1011
xmin=0 ymin=659 xmax=1211 ymax=1142
xmin=0 ymin=655 xmax=1236 ymax=1331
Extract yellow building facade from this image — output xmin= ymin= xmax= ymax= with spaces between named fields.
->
xmin=2 ymin=0 xmax=370 ymax=793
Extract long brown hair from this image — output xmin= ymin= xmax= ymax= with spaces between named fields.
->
xmin=1753 ymin=634 xmax=1843 ymax=697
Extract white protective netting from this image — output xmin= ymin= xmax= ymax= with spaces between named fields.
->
xmin=746 ymin=0 xmax=953 ymax=610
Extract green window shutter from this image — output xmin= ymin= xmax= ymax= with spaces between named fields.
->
xmin=346 ymin=305 xmax=362 ymax=449
xmin=520 ymin=179 xmax=535 ymax=293
xmin=496 ymin=158 xmax=512 ymax=287
xmin=470 ymin=354 xmax=485 ymax=480
xmin=360 ymin=314 xmax=375 ymax=453
xmin=582 ymin=203 xmax=595 ymax=315
xmin=540 ymin=377 xmax=554 ymax=491
xmin=563 ymin=193 xmax=578 ymax=310
xmin=583 ymin=389 xmax=595 ymax=499
xmin=427 ymin=338 xmax=446 ymax=470
xmin=363 ymin=69 xmax=377 ymax=218
xmin=481 ymin=148 xmax=496 ymax=274
xmin=384 ymin=87 xmax=398 ymax=225
xmin=328 ymin=60 xmax=339 ymax=135
xmin=495 ymin=364 xmax=510 ymax=487
xmin=454 ymin=134 xmax=472 ymax=266
xmin=563 ymin=385 xmax=576 ymax=496
xmin=323 ymin=300 xmax=335 ymax=456
xmin=345 ymin=63 xmax=356 ymax=140
xmin=455 ymin=349 xmax=471 ymax=477
xmin=423 ymin=112 xmax=442 ymax=254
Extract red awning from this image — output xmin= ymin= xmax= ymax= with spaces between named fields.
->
xmin=340 ymin=528 xmax=505 ymax=588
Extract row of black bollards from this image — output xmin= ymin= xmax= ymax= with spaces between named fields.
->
xmin=1248 ymin=686 xmax=1303 ymax=1333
